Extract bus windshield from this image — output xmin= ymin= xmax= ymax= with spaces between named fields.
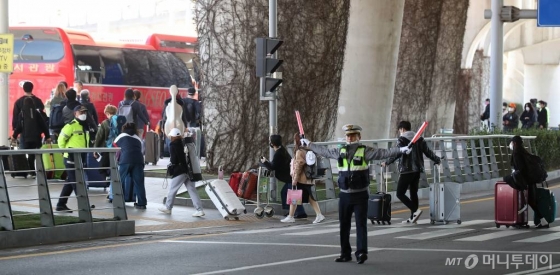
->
xmin=12 ymin=29 xmax=64 ymax=62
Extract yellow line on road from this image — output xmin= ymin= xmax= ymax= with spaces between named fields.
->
xmin=0 ymin=233 xmax=224 ymax=261
xmin=392 ymin=183 xmax=560 ymax=215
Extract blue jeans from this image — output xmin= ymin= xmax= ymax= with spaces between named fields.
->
xmin=118 ymin=163 xmax=147 ymax=206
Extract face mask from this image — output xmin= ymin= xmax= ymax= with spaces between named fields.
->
xmin=502 ymin=107 xmax=506 ymax=110
xmin=508 ymin=107 xmax=513 ymax=112
xmin=537 ymin=104 xmax=541 ymax=108
xmin=509 ymin=143 xmax=514 ymax=151
xmin=77 ymin=114 xmax=87 ymax=121
xmin=525 ymin=107 xmax=530 ymax=111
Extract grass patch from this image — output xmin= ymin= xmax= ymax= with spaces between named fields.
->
xmin=4 ymin=211 xmax=113 ymax=230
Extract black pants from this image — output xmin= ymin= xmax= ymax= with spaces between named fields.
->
xmin=521 ymin=184 xmax=542 ymax=218
xmin=19 ymin=141 xmax=40 ymax=173
xmin=339 ymin=190 xmax=369 ymax=258
xmin=396 ymin=172 xmax=421 ymax=219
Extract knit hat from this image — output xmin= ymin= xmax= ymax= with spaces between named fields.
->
xmin=508 ymin=103 xmax=516 ymax=108
xmin=510 ymin=135 xmax=523 ymax=145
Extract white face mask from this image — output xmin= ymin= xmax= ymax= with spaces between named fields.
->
xmin=509 ymin=142 xmax=514 ymax=151
xmin=508 ymin=107 xmax=513 ymax=112
xmin=525 ymin=107 xmax=530 ymax=111
xmin=77 ymin=114 xmax=87 ymax=121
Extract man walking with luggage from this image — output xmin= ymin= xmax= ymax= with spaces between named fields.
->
xmin=383 ymin=121 xmax=441 ymax=224
xmin=303 ymin=124 xmax=409 ymax=264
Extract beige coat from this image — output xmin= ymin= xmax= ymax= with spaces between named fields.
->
xmin=290 ymin=149 xmax=313 ymax=185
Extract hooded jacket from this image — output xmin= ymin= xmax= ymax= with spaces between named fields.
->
xmin=385 ymin=131 xmax=440 ymax=174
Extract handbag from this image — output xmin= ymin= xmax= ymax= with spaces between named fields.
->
xmin=287 ymin=186 xmax=302 ymax=205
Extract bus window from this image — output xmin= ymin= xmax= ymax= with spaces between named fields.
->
xmin=73 ymin=45 xmax=103 ymax=84
xmin=12 ymin=29 xmax=64 ymax=62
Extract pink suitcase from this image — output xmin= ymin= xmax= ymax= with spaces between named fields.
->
xmin=495 ymin=182 xmax=529 ymax=228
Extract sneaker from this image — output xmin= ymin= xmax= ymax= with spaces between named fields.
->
xmin=402 ymin=218 xmax=413 ymax=224
xmin=281 ymin=216 xmax=295 ymax=223
xmin=535 ymin=218 xmax=549 ymax=229
xmin=411 ymin=209 xmax=423 ymax=223
xmin=55 ymin=205 xmax=72 ymax=213
xmin=158 ymin=207 xmax=171 ymax=214
xmin=518 ymin=204 xmax=528 ymax=215
xmin=313 ymin=214 xmax=325 ymax=224
xmin=192 ymin=210 xmax=205 ymax=217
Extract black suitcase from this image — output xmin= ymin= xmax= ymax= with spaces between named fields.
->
xmin=367 ymin=165 xmax=391 ymax=225
xmin=6 ymin=143 xmax=30 ymax=178
xmin=85 ymin=152 xmax=109 ymax=190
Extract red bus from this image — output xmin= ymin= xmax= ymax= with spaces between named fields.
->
xmin=8 ymin=26 xmax=198 ymax=134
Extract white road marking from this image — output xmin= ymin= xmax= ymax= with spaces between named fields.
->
xmin=455 ymin=230 xmax=530 ymax=241
xmin=396 ymin=229 xmax=473 ymax=240
xmin=427 ymin=219 xmax=493 ymax=228
xmin=162 ymin=240 xmax=340 ymax=248
xmin=284 ymin=228 xmax=340 ymax=236
xmin=350 ymin=227 xmax=419 ymax=237
xmin=504 ymin=264 xmax=560 ymax=275
xmin=515 ymin=232 xmax=560 ymax=243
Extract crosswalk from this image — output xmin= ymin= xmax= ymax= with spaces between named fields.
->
xmin=234 ymin=218 xmax=560 ymax=243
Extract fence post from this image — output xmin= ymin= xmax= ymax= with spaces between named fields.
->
xmin=451 ymin=139 xmax=463 ymax=183
xmin=73 ymin=153 xmax=92 ymax=223
xmin=478 ymin=138 xmax=491 ymax=180
xmin=461 ymin=139 xmax=474 ymax=182
xmin=487 ymin=139 xmax=500 ymax=178
xmin=0 ymin=158 xmax=13 ymax=231
xmin=109 ymin=152 xmax=127 ymax=220
xmin=34 ymin=153 xmax=54 ymax=227
xmin=469 ymin=139 xmax=482 ymax=181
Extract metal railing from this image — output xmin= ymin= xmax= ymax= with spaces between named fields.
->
xmin=303 ymin=134 xmax=536 ymax=197
xmin=0 ymin=148 xmax=126 ymax=231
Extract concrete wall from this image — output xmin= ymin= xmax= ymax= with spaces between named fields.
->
xmin=334 ymin=0 xmax=404 ymax=140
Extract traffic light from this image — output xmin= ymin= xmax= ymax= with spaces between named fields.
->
xmin=255 ymin=37 xmax=283 ymax=95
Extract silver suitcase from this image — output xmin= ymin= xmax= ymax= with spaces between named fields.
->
xmin=205 ymin=170 xmax=246 ymax=220
xmin=429 ymin=165 xmax=461 ymax=225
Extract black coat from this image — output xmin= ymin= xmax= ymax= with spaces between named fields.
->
xmin=537 ymin=108 xmax=548 ymax=128
xmin=386 ymin=136 xmax=440 ymax=174
xmin=12 ymin=95 xmax=45 ymax=131
xmin=262 ymin=146 xmax=292 ymax=183
xmin=520 ymin=110 xmax=536 ymax=129
xmin=169 ymin=139 xmax=188 ymax=178
xmin=13 ymin=108 xmax=49 ymax=144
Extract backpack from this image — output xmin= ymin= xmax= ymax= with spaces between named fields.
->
xmin=118 ymin=101 xmax=134 ymax=123
xmin=49 ymin=102 xmax=66 ymax=130
xmin=304 ymin=150 xmax=325 ymax=179
xmin=183 ymin=98 xmax=199 ymax=124
xmin=525 ymin=153 xmax=548 ymax=183
xmin=106 ymin=115 xmax=127 ymax=147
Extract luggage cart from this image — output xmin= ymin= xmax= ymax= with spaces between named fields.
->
xmin=252 ymin=166 xmax=275 ymax=219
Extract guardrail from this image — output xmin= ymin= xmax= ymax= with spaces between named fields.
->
xmin=0 ymin=148 xmax=125 ymax=231
xmin=294 ymin=134 xmax=536 ymax=197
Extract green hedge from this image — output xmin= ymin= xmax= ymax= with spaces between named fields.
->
xmin=470 ymin=128 xmax=560 ymax=171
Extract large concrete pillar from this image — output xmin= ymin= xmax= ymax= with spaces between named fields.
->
xmin=334 ymin=0 xmax=405 ymax=140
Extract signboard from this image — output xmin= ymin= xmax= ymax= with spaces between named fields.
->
xmin=0 ymin=34 xmax=13 ymax=73
xmin=538 ymin=0 xmax=560 ymax=27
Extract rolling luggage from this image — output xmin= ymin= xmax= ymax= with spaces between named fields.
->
xmin=0 ymin=145 xmax=11 ymax=171
xmin=205 ymin=167 xmax=246 ymax=220
xmin=495 ymin=181 xmax=528 ymax=228
xmin=367 ymin=165 xmax=391 ymax=225
xmin=237 ymin=170 xmax=258 ymax=200
xmin=41 ymin=143 xmax=66 ymax=180
xmin=144 ymin=130 xmax=159 ymax=165
xmin=429 ymin=165 xmax=461 ymax=225
xmin=7 ymin=143 xmax=29 ymax=178
xmin=534 ymin=181 xmax=557 ymax=224
xmin=85 ymin=152 xmax=110 ymax=190
xmin=228 ymin=172 xmax=243 ymax=192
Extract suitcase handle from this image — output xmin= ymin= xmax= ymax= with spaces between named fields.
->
xmin=540 ymin=180 xmax=549 ymax=188
xmin=380 ymin=164 xmax=388 ymax=193
xmin=434 ymin=164 xmax=441 ymax=184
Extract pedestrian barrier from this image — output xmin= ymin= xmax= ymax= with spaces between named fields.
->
xmin=0 ymin=148 xmax=125 ymax=231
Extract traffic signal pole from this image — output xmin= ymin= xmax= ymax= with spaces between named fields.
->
xmin=268 ymin=0 xmax=278 ymax=201
xmin=0 ymin=0 xmax=8 ymax=146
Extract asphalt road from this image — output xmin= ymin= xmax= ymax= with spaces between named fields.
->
xmin=1 ymin=184 xmax=559 ymax=275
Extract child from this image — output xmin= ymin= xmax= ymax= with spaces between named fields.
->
xmin=159 ymin=128 xmax=205 ymax=217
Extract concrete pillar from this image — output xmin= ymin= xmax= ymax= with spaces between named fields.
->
xmin=334 ymin=0 xmax=405 ymax=140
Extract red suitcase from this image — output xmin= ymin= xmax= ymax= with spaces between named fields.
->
xmin=237 ymin=171 xmax=258 ymax=199
xmin=228 ymin=172 xmax=243 ymax=192
xmin=495 ymin=182 xmax=529 ymax=228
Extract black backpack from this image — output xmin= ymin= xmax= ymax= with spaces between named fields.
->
xmin=49 ymin=101 xmax=66 ymax=130
xmin=183 ymin=98 xmax=199 ymax=124
xmin=525 ymin=153 xmax=548 ymax=183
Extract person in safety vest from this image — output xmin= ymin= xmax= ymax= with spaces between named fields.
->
xmin=303 ymin=124 xmax=410 ymax=264
xmin=383 ymin=121 xmax=441 ymax=224
xmin=55 ymin=105 xmax=91 ymax=213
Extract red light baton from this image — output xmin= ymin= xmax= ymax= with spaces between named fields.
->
xmin=408 ymin=121 xmax=429 ymax=148
xmin=295 ymin=110 xmax=305 ymax=138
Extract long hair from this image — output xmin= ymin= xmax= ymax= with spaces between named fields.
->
xmin=54 ymin=83 xmax=66 ymax=99
xmin=293 ymin=132 xmax=301 ymax=152
xmin=524 ymin=102 xmax=534 ymax=114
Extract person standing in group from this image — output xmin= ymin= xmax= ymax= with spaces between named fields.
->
xmin=158 ymin=128 xmax=205 ymax=217
xmin=280 ymin=133 xmax=324 ymax=224
xmin=93 ymin=104 xmax=119 ymax=177
xmin=537 ymin=100 xmax=548 ymax=129
xmin=80 ymin=89 xmax=99 ymax=140
xmin=12 ymin=81 xmax=45 ymax=132
xmin=520 ymin=102 xmax=537 ymax=129
xmin=55 ymin=106 xmax=91 ymax=212
xmin=12 ymin=97 xmax=51 ymax=178
xmin=183 ymin=87 xmax=201 ymax=128
xmin=133 ymin=89 xmax=150 ymax=138
xmin=47 ymin=83 xmax=68 ymax=139
xmin=114 ymin=123 xmax=148 ymax=210
xmin=382 ymin=121 xmax=441 ymax=224
xmin=62 ymin=89 xmax=81 ymax=124
xmin=503 ymin=103 xmax=519 ymax=131
xmin=303 ymin=124 xmax=409 ymax=264
xmin=480 ymin=98 xmax=490 ymax=129
xmin=118 ymin=89 xmax=150 ymax=128
xmin=260 ymin=134 xmax=308 ymax=219
xmin=502 ymin=102 xmax=509 ymax=117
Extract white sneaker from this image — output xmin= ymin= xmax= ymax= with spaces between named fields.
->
xmin=402 ymin=218 xmax=412 ymax=224
xmin=158 ymin=207 xmax=171 ymax=214
xmin=281 ymin=216 xmax=295 ymax=223
xmin=518 ymin=204 xmax=528 ymax=215
xmin=313 ymin=214 xmax=325 ymax=224
xmin=192 ymin=210 xmax=205 ymax=217
xmin=411 ymin=209 xmax=423 ymax=223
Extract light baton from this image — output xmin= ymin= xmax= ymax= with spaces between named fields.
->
xmin=408 ymin=121 xmax=429 ymax=148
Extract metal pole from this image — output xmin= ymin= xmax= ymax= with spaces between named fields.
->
xmin=268 ymin=0 xmax=278 ymax=201
xmin=489 ymin=0 xmax=504 ymax=131
xmin=0 ymin=0 xmax=8 ymax=146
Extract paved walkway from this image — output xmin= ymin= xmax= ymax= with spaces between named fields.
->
xmin=6 ymin=157 xmax=267 ymax=234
